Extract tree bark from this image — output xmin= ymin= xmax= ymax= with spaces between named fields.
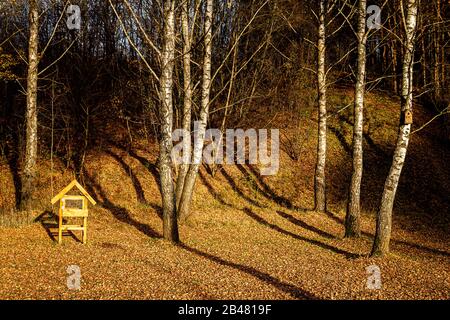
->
xmin=175 ymin=0 xmax=193 ymax=208
xmin=391 ymin=15 xmax=399 ymax=94
xmin=314 ymin=0 xmax=327 ymax=213
xmin=177 ymin=0 xmax=214 ymax=222
xmin=371 ymin=0 xmax=419 ymax=257
xmin=439 ymin=0 xmax=445 ymax=93
xmin=345 ymin=0 xmax=367 ymax=238
xmin=420 ymin=13 xmax=427 ymax=88
xmin=433 ymin=21 xmax=440 ymax=99
xmin=21 ymin=0 xmax=39 ymax=211
xmin=159 ymin=0 xmax=179 ymax=243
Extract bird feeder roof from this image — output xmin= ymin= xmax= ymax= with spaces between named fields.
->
xmin=51 ymin=180 xmax=96 ymax=205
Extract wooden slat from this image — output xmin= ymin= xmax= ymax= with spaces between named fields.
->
xmin=74 ymin=181 xmax=96 ymax=205
xmin=60 ymin=225 xmax=85 ymax=231
xmin=62 ymin=195 xmax=85 ymax=200
xmin=62 ymin=209 xmax=88 ymax=217
xmin=51 ymin=180 xmax=77 ymax=204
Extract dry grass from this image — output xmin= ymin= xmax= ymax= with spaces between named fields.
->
xmin=0 ymin=209 xmax=35 ymax=228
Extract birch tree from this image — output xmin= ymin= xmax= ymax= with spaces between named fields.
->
xmin=175 ymin=0 xmax=194 ymax=208
xmin=177 ymin=0 xmax=213 ymax=222
xmin=159 ymin=0 xmax=179 ymax=242
xmin=314 ymin=0 xmax=327 ymax=213
xmin=371 ymin=0 xmax=419 ymax=257
xmin=345 ymin=0 xmax=368 ymax=237
xmin=21 ymin=0 xmax=39 ymax=211
xmin=108 ymin=0 xmax=180 ymax=241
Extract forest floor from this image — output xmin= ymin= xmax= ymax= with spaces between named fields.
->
xmin=0 ymin=89 xmax=449 ymax=299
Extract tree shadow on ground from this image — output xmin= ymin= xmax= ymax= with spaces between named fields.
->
xmin=178 ymin=242 xmax=318 ymax=299
xmin=328 ymin=125 xmax=352 ymax=156
xmin=243 ymin=207 xmax=360 ymax=259
xmin=219 ymin=167 xmax=267 ymax=208
xmin=276 ymin=210 xmax=335 ymax=239
xmin=237 ymin=164 xmax=310 ymax=212
xmin=326 ymin=116 xmax=388 ymax=211
xmin=331 ymin=113 xmax=450 ymax=232
xmin=35 ymin=210 xmax=82 ymax=243
xmin=325 ymin=210 xmax=450 ymax=257
xmin=337 ymin=114 xmax=389 ymax=158
xmin=104 ymin=149 xmax=162 ymax=219
xmin=198 ymin=170 xmax=239 ymax=209
xmin=82 ymin=168 xmax=161 ymax=238
xmin=106 ymin=140 xmax=161 ymax=193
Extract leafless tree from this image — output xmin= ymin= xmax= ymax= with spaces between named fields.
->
xmin=345 ymin=0 xmax=368 ymax=237
xmin=371 ymin=0 xmax=420 ymax=257
xmin=159 ymin=0 xmax=179 ymax=242
xmin=314 ymin=0 xmax=328 ymax=213
xmin=21 ymin=0 xmax=39 ymax=211
xmin=177 ymin=0 xmax=214 ymax=222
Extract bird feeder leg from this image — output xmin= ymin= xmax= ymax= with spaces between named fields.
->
xmin=82 ymin=217 xmax=87 ymax=244
xmin=58 ymin=208 xmax=63 ymax=244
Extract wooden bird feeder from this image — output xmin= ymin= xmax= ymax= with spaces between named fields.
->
xmin=51 ymin=180 xmax=96 ymax=244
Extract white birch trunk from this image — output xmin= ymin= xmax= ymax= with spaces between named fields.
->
xmin=175 ymin=0 xmax=194 ymax=208
xmin=178 ymin=0 xmax=214 ymax=222
xmin=371 ymin=0 xmax=419 ymax=257
xmin=159 ymin=0 xmax=179 ymax=242
xmin=314 ymin=0 xmax=327 ymax=213
xmin=345 ymin=0 xmax=367 ymax=237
